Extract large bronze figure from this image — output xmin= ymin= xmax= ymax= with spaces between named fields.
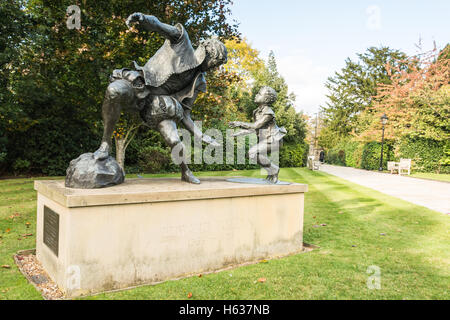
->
xmin=66 ymin=13 xmax=227 ymax=188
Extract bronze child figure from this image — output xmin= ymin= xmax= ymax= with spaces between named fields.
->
xmin=229 ymin=86 xmax=286 ymax=183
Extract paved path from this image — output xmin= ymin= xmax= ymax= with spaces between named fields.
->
xmin=319 ymin=164 xmax=450 ymax=214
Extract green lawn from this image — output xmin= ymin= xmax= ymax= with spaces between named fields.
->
xmin=0 ymin=168 xmax=449 ymax=300
xmin=410 ymin=172 xmax=450 ymax=183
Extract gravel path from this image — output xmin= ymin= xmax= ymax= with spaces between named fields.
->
xmin=319 ymin=164 xmax=450 ymax=214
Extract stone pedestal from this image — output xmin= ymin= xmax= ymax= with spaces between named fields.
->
xmin=34 ymin=177 xmax=307 ymax=298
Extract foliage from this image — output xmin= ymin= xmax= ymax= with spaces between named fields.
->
xmin=1 ymin=0 xmax=239 ymax=175
xmin=325 ymin=139 xmax=393 ymax=171
xmin=319 ymin=45 xmax=449 ymax=174
xmin=362 ymin=46 xmax=450 ymax=142
xmin=1 ymin=1 xmax=308 ymax=175
xmin=360 ymin=141 xmax=393 ymax=170
xmin=280 ymin=142 xmax=308 ymax=167
xmin=137 ymin=144 xmax=172 ymax=174
xmin=12 ymin=158 xmax=31 ymax=174
xmin=320 ymin=46 xmax=409 ymax=139
xmin=396 ymin=137 xmax=450 ymax=174
xmin=223 ymin=37 xmax=264 ymax=83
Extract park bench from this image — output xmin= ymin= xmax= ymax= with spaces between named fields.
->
xmin=387 ymin=158 xmax=411 ymax=175
xmin=307 ymin=156 xmax=320 ymax=171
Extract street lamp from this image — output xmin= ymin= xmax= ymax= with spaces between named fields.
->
xmin=379 ymin=113 xmax=388 ymax=171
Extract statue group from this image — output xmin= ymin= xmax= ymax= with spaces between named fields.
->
xmin=65 ymin=13 xmax=286 ymax=189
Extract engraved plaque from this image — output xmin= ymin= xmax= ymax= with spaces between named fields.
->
xmin=43 ymin=206 xmax=59 ymax=257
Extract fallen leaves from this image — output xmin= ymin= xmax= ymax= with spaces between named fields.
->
xmin=257 ymin=277 xmax=266 ymax=283
xmin=8 ymin=213 xmax=21 ymax=220
xmin=1 ymin=265 xmax=11 ymax=269
xmin=187 ymin=292 xmax=193 ymax=298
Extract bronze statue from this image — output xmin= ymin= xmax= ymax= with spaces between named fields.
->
xmin=229 ymin=86 xmax=286 ymax=183
xmin=67 ymin=13 xmax=228 ymax=188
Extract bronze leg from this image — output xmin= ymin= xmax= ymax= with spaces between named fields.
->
xmin=157 ymin=119 xmax=200 ymax=184
xmin=94 ymin=79 xmax=136 ymax=160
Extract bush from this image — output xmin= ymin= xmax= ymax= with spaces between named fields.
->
xmin=7 ymin=119 xmax=100 ymax=176
xmin=325 ymin=139 xmax=393 ymax=170
xmin=280 ymin=142 xmax=307 ymax=167
xmin=324 ymin=136 xmax=449 ymax=173
xmin=325 ymin=147 xmax=346 ymax=166
xmin=12 ymin=158 xmax=31 ymax=174
xmin=396 ymin=137 xmax=450 ymax=173
xmin=137 ymin=145 xmax=173 ymax=174
xmin=360 ymin=141 xmax=393 ymax=170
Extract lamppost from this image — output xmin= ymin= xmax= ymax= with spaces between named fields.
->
xmin=379 ymin=113 xmax=388 ymax=171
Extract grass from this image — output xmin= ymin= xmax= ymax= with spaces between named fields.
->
xmin=410 ymin=172 xmax=450 ymax=183
xmin=0 ymin=168 xmax=449 ymax=300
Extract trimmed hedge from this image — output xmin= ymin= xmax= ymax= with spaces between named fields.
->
xmin=280 ymin=142 xmax=308 ymax=168
xmin=325 ymin=139 xmax=394 ymax=170
xmin=397 ymin=138 xmax=450 ymax=174
xmin=325 ymin=137 xmax=449 ymax=173
xmin=360 ymin=141 xmax=393 ymax=170
xmin=128 ymin=129 xmax=307 ymax=175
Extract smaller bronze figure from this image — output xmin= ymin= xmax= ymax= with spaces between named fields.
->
xmin=229 ymin=86 xmax=286 ymax=183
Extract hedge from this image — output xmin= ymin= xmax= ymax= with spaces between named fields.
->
xmin=325 ymin=137 xmax=449 ymax=173
xmin=325 ymin=139 xmax=394 ymax=170
xmin=396 ymin=137 xmax=450 ymax=174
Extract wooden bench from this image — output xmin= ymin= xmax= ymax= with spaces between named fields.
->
xmin=307 ymin=156 xmax=320 ymax=171
xmin=388 ymin=159 xmax=411 ymax=175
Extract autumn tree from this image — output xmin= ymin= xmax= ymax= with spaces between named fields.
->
xmin=3 ymin=0 xmax=239 ymax=175
xmin=362 ymin=45 xmax=450 ymax=142
xmin=320 ymin=46 xmax=409 ymax=139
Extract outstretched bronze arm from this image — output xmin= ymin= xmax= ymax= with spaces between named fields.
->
xmin=229 ymin=114 xmax=273 ymax=130
xmin=126 ymin=12 xmax=182 ymax=43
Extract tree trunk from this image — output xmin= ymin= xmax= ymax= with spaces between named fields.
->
xmin=114 ymin=124 xmax=141 ymax=172
xmin=115 ymin=137 xmax=127 ymax=170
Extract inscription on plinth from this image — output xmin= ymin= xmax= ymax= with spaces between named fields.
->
xmin=43 ymin=206 xmax=59 ymax=257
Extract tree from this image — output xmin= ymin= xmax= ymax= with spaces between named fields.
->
xmin=359 ymin=45 xmax=450 ymax=142
xmin=0 ymin=0 xmax=31 ymax=173
xmin=3 ymin=0 xmax=239 ymax=175
xmin=223 ymin=37 xmax=264 ymax=83
xmin=320 ymin=46 xmax=409 ymax=138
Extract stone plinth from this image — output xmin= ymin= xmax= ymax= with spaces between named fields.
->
xmin=34 ymin=177 xmax=307 ymax=298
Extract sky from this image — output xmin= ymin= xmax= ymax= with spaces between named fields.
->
xmin=230 ymin=0 xmax=450 ymax=115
